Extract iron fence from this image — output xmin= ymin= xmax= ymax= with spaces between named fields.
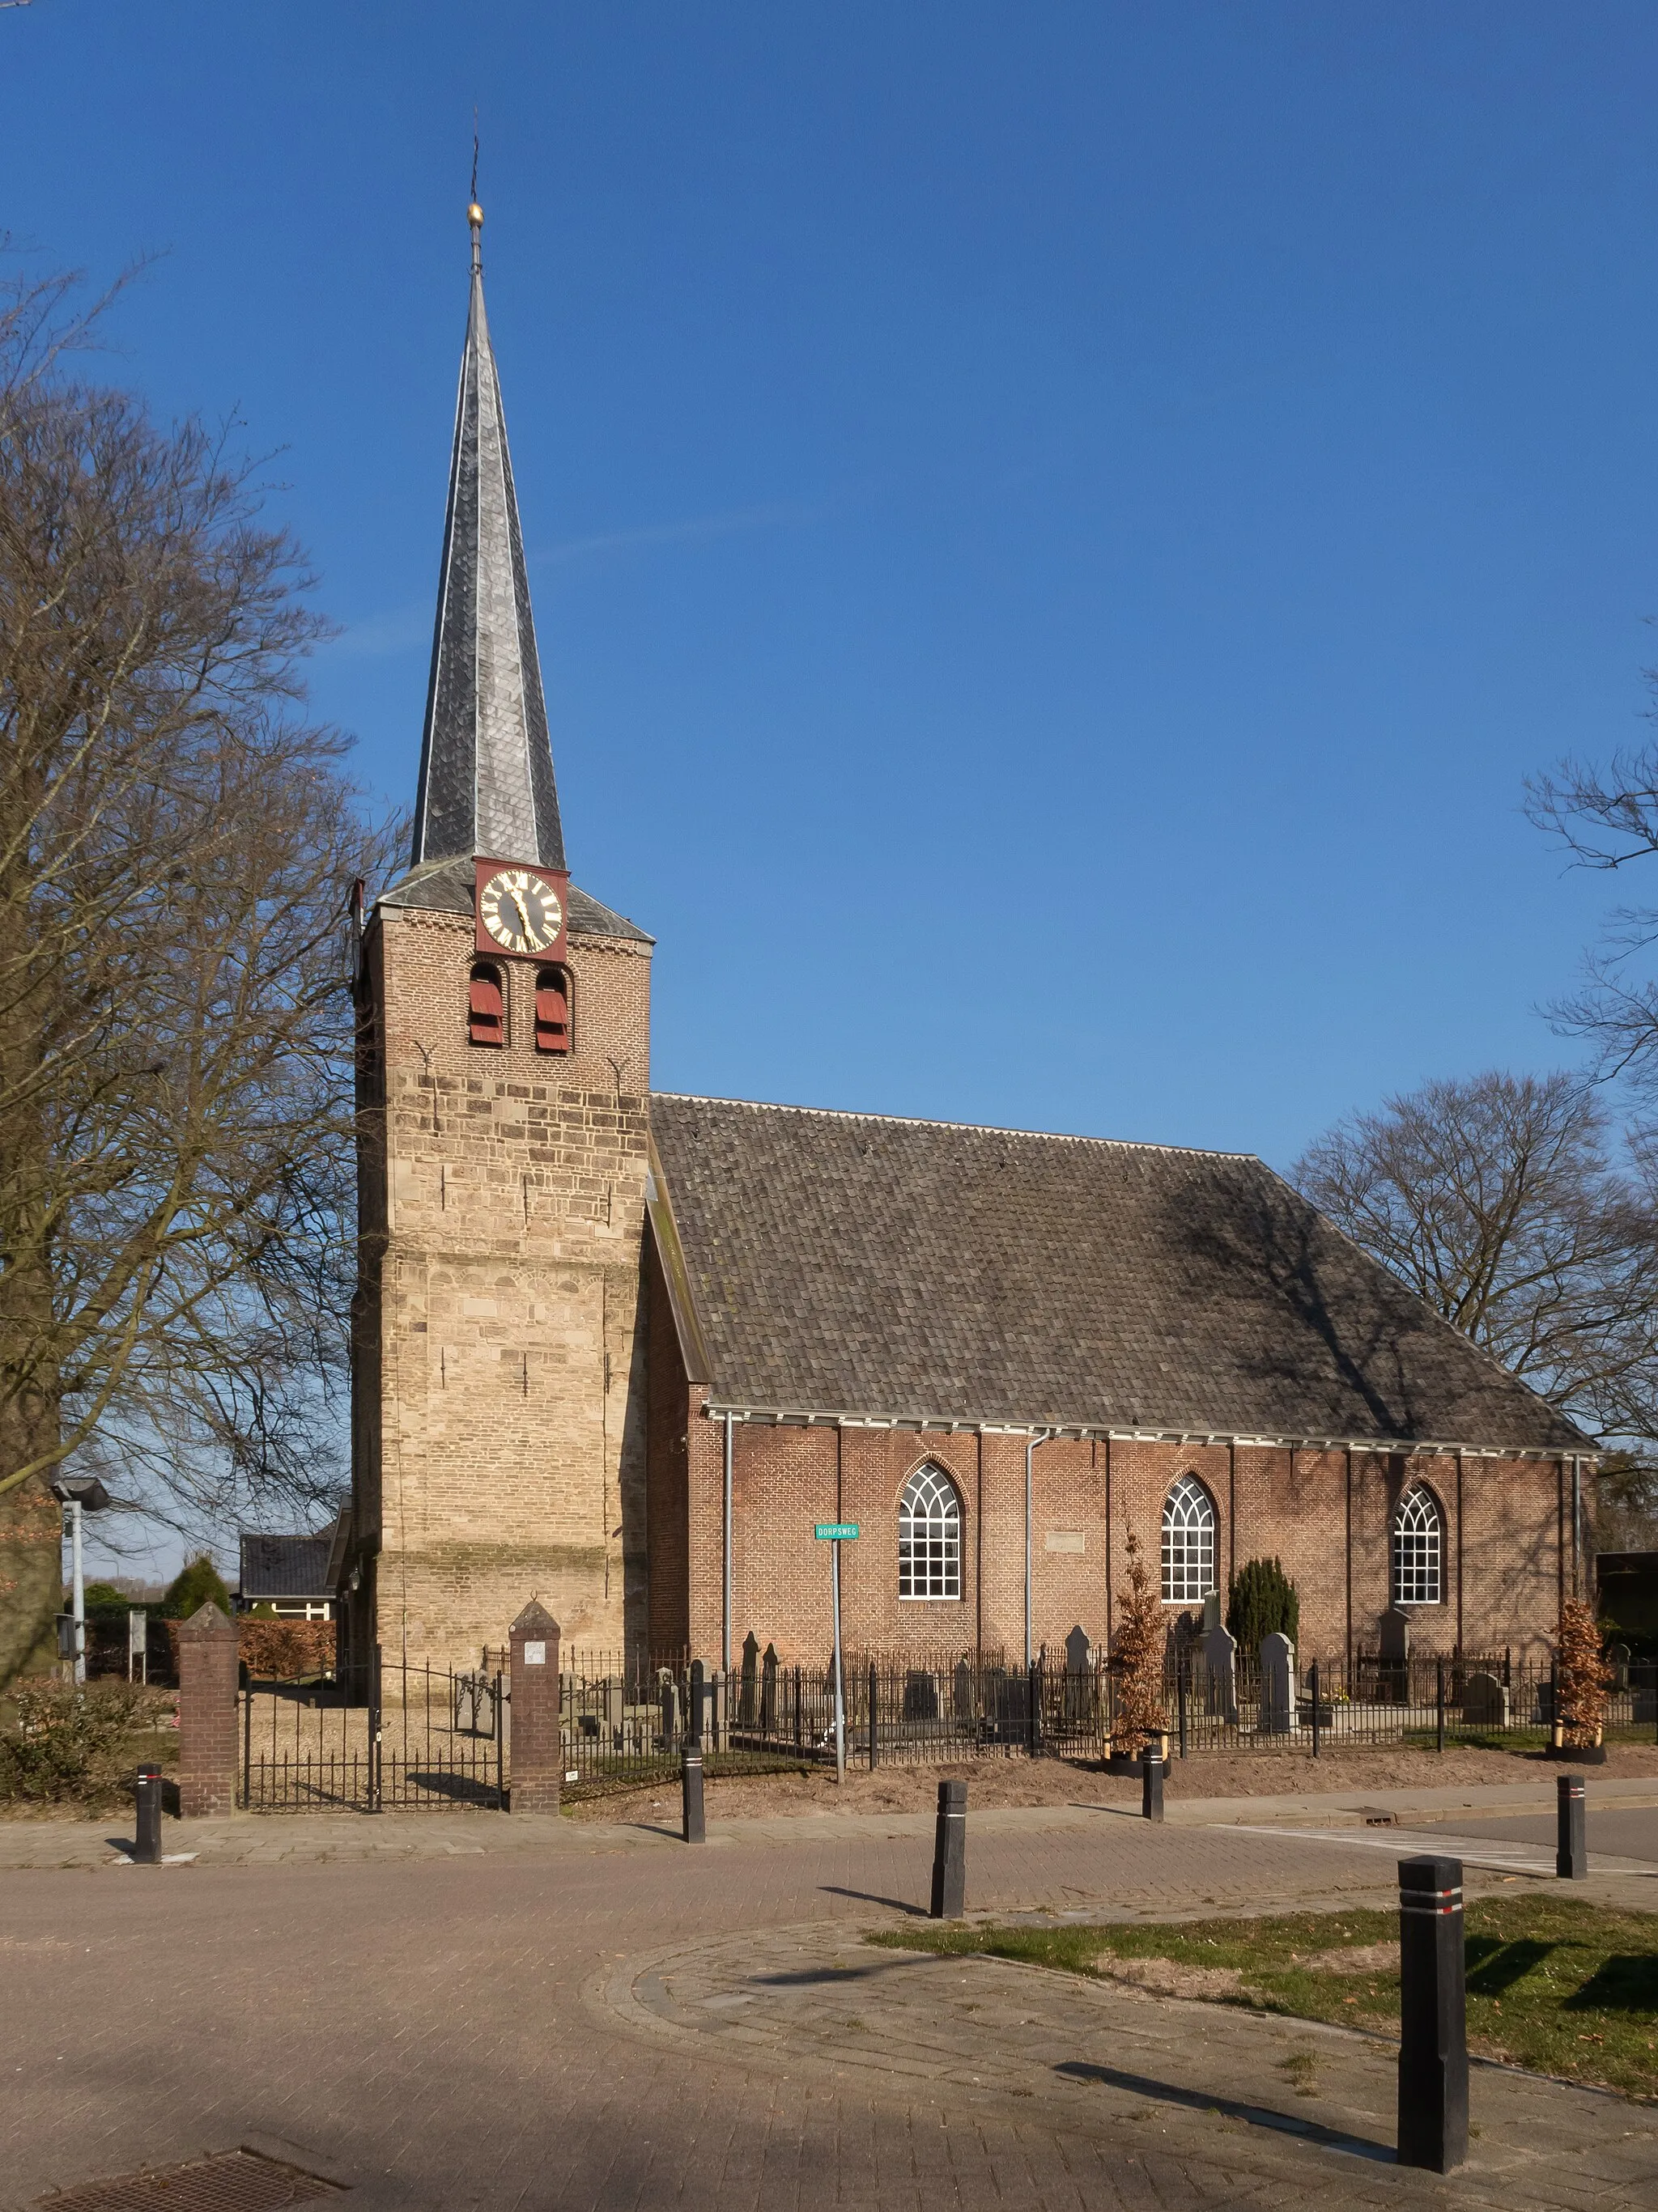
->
xmin=239 ymin=1638 xmax=1658 ymax=1812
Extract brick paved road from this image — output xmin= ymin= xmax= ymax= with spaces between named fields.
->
xmin=2 ymin=1811 xmax=1652 ymax=2210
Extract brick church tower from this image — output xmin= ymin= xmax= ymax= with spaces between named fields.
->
xmin=347 ymin=202 xmax=653 ymax=1671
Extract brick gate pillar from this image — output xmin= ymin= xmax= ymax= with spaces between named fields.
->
xmin=177 ymin=1602 xmax=238 ymax=1817
xmin=509 ymin=1600 xmax=563 ymax=1815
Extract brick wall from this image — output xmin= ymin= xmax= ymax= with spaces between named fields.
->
xmin=354 ymin=900 xmax=653 ymax=1671
xmin=176 ymin=1603 xmax=238 ymax=1818
xmin=666 ymin=1419 xmax=1567 ymax=1666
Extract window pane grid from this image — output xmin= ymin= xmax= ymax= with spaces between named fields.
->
xmin=899 ymin=1465 xmax=961 ymax=1600
xmin=1392 ymin=1488 xmax=1443 ymax=1605
xmin=1161 ymin=1475 xmax=1216 ymax=1605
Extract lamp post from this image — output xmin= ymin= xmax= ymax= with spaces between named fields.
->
xmin=49 ymin=1477 xmax=113 ymax=1686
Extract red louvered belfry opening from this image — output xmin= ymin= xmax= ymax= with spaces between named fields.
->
xmin=468 ymin=962 xmax=505 ymax=1047
xmin=535 ymin=966 xmax=571 ymax=1054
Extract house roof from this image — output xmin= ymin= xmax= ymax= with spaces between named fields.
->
xmin=239 ymin=1533 xmax=336 ymax=1602
xmin=646 ymin=1093 xmax=1588 ymax=1456
xmin=377 ymin=854 xmax=653 ymax=943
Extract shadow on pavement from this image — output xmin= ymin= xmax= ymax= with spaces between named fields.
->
xmin=1054 ymin=2060 xmax=1393 ymax=2162
xmin=819 ymin=1883 xmax=929 ymax=1914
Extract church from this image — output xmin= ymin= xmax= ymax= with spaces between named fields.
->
xmin=345 ymin=206 xmax=1590 ymax=1682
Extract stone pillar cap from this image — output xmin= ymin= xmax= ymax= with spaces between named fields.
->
xmin=510 ymin=1598 xmax=562 ymax=1641
xmin=177 ymin=1601 xmax=236 ymax=1641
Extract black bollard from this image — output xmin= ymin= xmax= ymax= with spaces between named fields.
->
xmin=1556 ymin=1773 xmax=1586 ymax=1879
xmin=929 ymin=1778 xmax=967 ymax=1918
xmin=1397 ymin=1855 xmax=1469 ymax=2174
xmin=1141 ymin=1742 xmax=1164 ymax=1823
xmin=134 ymin=1764 xmax=163 ymax=1865
xmin=681 ymin=1735 xmax=705 ymax=1845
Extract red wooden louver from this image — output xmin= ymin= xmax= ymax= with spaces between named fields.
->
xmin=535 ymin=970 xmax=570 ymax=1054
xmin=469 ymin=965 xmax=505 ymax=1047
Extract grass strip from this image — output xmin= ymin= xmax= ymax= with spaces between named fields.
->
xmin=870 ymin=1894 xmax=1658 ymax=2102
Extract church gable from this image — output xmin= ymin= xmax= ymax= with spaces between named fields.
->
xmin=646 ymin=1093 xmax=1585 ymax=1455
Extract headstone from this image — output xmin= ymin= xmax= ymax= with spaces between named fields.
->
xmin=1380 ymin=1607 xmax=1412 ymax=1663
xmin=1460 ymin=1671 xmax=1508 ymax=1729
xmin=1607 ymin=1642 xmax=1630 ymax=1692
xmin=603 ymin=1675 xmax=624 ymax=1742
xmin=759 ymin=1642 xmax=779 ymax=1736
xmin=1201 ymin=1619 xmax=1239 ymax=1724
xmin=1260 ymin=1630 xmax=1299 ymax=1734
xmin=739 ymin=1631 xmax=759 ymax=1726
xmin=903 ymin=1669 xmax=941 ymax=1721
xmin=1201 ymin=1590 xmax=1222 ymax=1635
xmin=1063 ymin=1624 xmax=1092 ymax=1723
xmin=952 ymin=1656 xmax=974 ymax=1722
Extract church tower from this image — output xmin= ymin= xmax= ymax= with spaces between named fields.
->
xmin=349 ymin=202 xmax=653 ymax=1671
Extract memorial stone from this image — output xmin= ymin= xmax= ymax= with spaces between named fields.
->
xmin=1461 ymin=1671 xmax=1508 ymax=1728
xmin=1261 ymin=1630 xmax=1299 ymax=1734
xmin=1201 ymin=1619 xmax=1239 ymax=1724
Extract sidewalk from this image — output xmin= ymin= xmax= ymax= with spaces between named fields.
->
xmin=2 ymin=1772 xmax=1655 ymax=1871
xmin=600 ymin=1917 xmax=1658 ymax=2211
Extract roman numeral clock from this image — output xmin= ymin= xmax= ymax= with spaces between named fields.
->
xmin=474 ymin=859 xmax=570 ymax=962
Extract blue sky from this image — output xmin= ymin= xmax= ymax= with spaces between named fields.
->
xmin=8 ymin=4 xmax=1658 ymax=1565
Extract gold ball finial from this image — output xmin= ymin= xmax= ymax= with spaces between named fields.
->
xmin=468 ymin=202 xmax=485 ymax=227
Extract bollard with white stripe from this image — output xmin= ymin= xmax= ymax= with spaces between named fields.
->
xmin=929 ymin=1778 xmax=967 ymax=1918
xmin=1397 ymin=1854 xmax=1469 ymax=2173
xmin=681 ymin=1735 xmax=705 ymax=1845
xmin=1556 ymin=1773 xmax=1586 ymax=1879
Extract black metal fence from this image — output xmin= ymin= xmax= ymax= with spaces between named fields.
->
xmin=238 ymin=1639 xmax=1658 ymax=1812
xmin=240 ymin=1653 xmax=504 ymax=1812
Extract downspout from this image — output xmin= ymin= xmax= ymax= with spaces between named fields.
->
xmin=1571 ymin=1454 xmax=1582 ymax=1602
xmin=1025 ymin=1429 xmax=1052 ymax=1669
xmin=722 ymin=1412 xmax=733 ymax=1671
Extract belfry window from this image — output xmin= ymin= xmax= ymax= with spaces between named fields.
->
xmin=468 ymin=961 xmax=505 ymax=1047
xmin=1161 ymin=1475 xmax=1217 ymax=1605
xmin=534 ymin=965 xmax=571 ymax=1054
xmin=899 ymin=1463 xmax=962 ymax=1601
xmin=1392 ymin=1486 xmax=1443 ymax=1606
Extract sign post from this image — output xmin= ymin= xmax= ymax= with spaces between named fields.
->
xmin=814 ymin=1522 xmax=859 ymax=1785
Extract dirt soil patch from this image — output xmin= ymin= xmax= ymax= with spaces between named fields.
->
xmin=563 ymin=1738 xmax=1658 ymax=1824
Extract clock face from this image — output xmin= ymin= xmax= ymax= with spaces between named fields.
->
xmin=478 ymin=868 xmax=564 ymax=955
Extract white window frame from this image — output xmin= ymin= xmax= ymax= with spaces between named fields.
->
xmin=899 ymin=1463 xmax=962 ymax=1602
xmin=1392 ymin=1485 xmax=1443 ymax=1607
xmin=1161 ymin=1474 xmax=1217 ymax=1606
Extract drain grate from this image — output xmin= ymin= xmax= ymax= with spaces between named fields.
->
xmin=36 ymin=2149 xmax=345 ymax=2211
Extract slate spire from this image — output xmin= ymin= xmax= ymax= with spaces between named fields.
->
xmin=410 ymin=201 xmax=566 ymax=872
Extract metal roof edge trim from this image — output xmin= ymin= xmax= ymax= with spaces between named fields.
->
xmin=699 ymin=1402 xmax=1594 ymax=1463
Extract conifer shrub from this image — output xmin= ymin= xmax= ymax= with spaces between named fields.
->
xmin=1111 ymin=1530 xmax=1169 ymax=1753
xmin=1554 ymin=1596 xmax=1612 ymax=1748
xmin=160 ymin=1555 xmax=231 ymax=1620
xmin=1226 ymin=1557 xmax=1300 ymax=1655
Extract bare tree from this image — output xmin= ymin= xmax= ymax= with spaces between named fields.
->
xmin=1526 ymin=733 xmax=1658 ymax=1093
xmin=0 ymin=270 xmax=398 ymax=1679
xmin=1292 ymin=1072 xmax=1658 ymax=1452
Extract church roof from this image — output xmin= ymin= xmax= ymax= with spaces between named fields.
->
xmin=410 ymin=206 xmax=566 ymax=873
xmin=646 ymin=1093 xmax=1588 ymax=1456
xmin=377 ymin=853 xmax=652 ymax=942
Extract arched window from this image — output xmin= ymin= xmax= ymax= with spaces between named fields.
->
xmin=1161 ymin=1475 xmax=1217 ymax=1604
xmin=468 ymin=961 xmax=505 ymax=1047
xmin=899 ymin=1463 xmax=962 ymax=1601
xmin=535 ymin=964 xmax=572 ymax=1054
xmin=1392 ymin=1486 xmax=1443 ymax=1606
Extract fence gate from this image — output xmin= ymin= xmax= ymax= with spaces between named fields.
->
xmin=240 ymin=1650 xmax=506 ymax=1812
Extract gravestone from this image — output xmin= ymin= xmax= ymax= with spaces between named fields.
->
xmin=1380 ymin=1607 xmax=1411 ymax=1662
xmin=952 ymin=1656 xmax=975 ymax=1722
xmin=603 ymin=1675 xmax=625 ymax=1743
xmin=659 ymin=1669 xmax=682 ymax=1745
xmin=1063 ymin=1624 xmax=1093 ymax=1723
xmin=739 ymin=1630 xmax=760 ymax=1726
xmin=759 ymin=1642 xmax=779 ymax=1735
xmin=1201 ymin=1619 xmax=1239 ymax=1724
xmin=1607 ymin=1641 xmax=1630 ymax=1692
xmin=1461 ymin=1671 xmax=1508 ymax=1728
xmin=903 ymin=1669 xmax=941 ymax=1722
xmin=1260 ymin=1630 xmax=1299 ymax=1734
xmin=1201 ymin=1590 xmax=1222 ymax=1635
